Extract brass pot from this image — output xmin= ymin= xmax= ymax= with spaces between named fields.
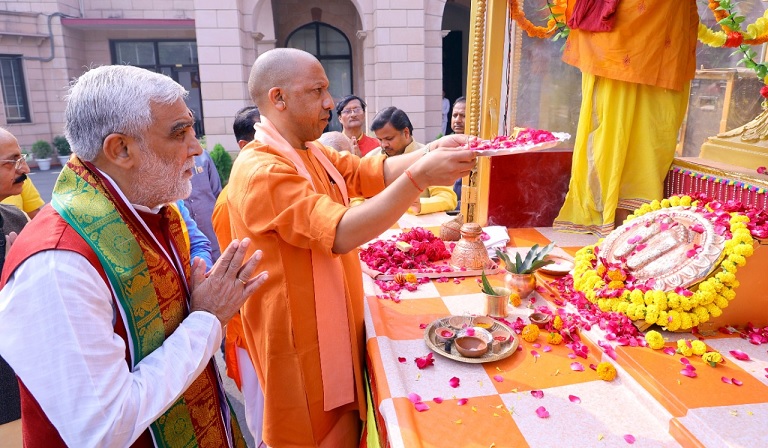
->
xmin=504 ymin=272 xmax=536 ymax=299
xmin=450 ymin=222 xmax=493 ymax=270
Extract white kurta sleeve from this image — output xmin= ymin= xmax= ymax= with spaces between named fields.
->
xmin=0 ymin=250 xmax=223 ymax=446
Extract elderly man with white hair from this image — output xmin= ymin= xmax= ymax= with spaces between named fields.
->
xmin=0 ymin=65 xmax=268 ymax=447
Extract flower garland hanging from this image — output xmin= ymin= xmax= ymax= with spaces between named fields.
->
xmin=508 ymin=0 xmax=568 ymax=40
xmin=571 ymin=196 xmax=760 ymax=331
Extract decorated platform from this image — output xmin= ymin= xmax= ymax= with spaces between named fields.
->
xmin=362 ymin=213 xmax=768 ymax=447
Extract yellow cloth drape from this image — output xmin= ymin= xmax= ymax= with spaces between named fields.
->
xmin=553 ymin=73 xmax=690 ymax=236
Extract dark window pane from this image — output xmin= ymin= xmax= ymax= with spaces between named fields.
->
xmin=0 ymin=56 xmax=30 ymax=123
xmin=319 ymin=25 xmax=349 ymax=56
xmin=114 ymin=42 xmax=156 ymax=65
xmin=158 ymin=42 xmax=198 ymax=65
xmin=287 ymin=27 xmax=317 ymax=54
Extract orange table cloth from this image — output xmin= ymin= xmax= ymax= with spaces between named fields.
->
xmin=362 ymin=215 xmax=768 ymax=447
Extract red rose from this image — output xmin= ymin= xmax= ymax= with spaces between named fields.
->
xmin=760 ymin=86 xmax=768 ymax=99
xmin=724 ymin=31 xmax=744 ymax=48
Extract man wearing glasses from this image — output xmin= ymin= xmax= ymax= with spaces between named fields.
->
xmin=336 ymin=95 xmax=379 ymax=156
xmin=0 ymin=127 xmax=33 ymax=429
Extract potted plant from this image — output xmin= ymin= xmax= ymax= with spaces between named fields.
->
xmin=495 ymin=242 xmax=555 ymax=299
xmin=31 ymin=140 xmax=53 ymax=171
xmin=53 ymin=135 xmax=71 ymax=166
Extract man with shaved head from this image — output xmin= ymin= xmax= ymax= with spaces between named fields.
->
xmin=228 ymin=48 xmax=476 ymax=447
xmin=318 ymin=131 xmax=357 ymax=155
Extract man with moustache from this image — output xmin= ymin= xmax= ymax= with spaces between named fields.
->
xmin=0 ymin=65 xmax=269 ymax=447
xmin=336 ymin=95 xmax=378 ymax=156
xmin=227 ymin=48 xmax=475 ymax=447
xmin=0 ymin=127 xmax=33 ymax=428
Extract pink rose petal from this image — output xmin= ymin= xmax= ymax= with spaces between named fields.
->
xmin=721 ymin=376 xmax=732 ymax=384
xmin=663 ymin=347 xmax=676 ymax=356
xmin=414 ymin=402 xmax=430 ymax=412
xmin=530 ymin=390 xmax=544 ymax=399
xmin=567 ymin=353 xmax=576 ymax=359
xmin=493 ymin=375 xmax=504 ymax=383
xmin=680 ymin=369 xmax=698 ymax=378
xmin=732 ymin=378 xmax=743 ymax=386
xmin=532 ymin=343 xmax=541 ymax=348
xmin=408 ymin=392 xmax=422 ymax=403
xmin=419 ymin=323 xmax=427 ymax=329
xmin=531 ymin=350 xmax=540 ymax=359
xmin=570 ymin=362 xmax=584 ymax=372
xmin=729 ymin=350 xmax=751 ymax=361
xmin=680 ymin=357 xmax=691 ymax=365
xmin=568 ymin=395 xmax=581 ymax=404
xmin=457 ymin=398 xmax=468 ymax=406
xmin=624 ymin=434 xmax=636 ymax=444
xmin=535 ymin=406 xmax=550 ymax=418
xmin=433 ymin=397 xmax=444 ymax=404
xmin=449 ymin=376 xmax=460 ymax=388
xmin=398 ymin=357 xmax=407 ymax=363
xmin=543 ymin=345 xmax=552 ymax=353
xmin=683 ymin=364 xmax=696 ymax=372
xmin=415 ymin=353 xmax=435 ymax=369
xmin=589 ymin=363 xmax=598 ymax=371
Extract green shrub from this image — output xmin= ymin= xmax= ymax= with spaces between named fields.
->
xmin=53 ymin=135 xmax=71 ymax=156
xmin=210 ymin=143 xmax=233 ymax=186
xmin=31 ymin=140 xmax=53 ymax=159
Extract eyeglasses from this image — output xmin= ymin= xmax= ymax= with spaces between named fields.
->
xmin=341 ymin=107 xmax=363 ymax=116
xmin=0 ymin=154 xmax=28 ymax=170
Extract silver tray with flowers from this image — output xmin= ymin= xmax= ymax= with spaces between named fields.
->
xmin=469 ymin=129 xmax=570 ymax=157
xmin=423 ymin=315 xmax=519 ymax=364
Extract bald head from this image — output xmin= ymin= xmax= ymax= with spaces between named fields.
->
xmin=248 ymin=48 xmax=319 ymax=108
xmin=318 ymin=131 xmax=353 ymax=154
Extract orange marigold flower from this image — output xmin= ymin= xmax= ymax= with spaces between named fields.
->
xmin=596 ymin=362 xmax=617 ymax=381
xmin=521 ymin=324 xmax=540 ymax=342
xmin=552 ymin=315 xmax=563 ymax=330
xmin=404 ymin=273 xmax=418 ymax=283
xmin=547 ymin=332 xmax=563 ymax=345
xmin=509 ymin=292 xmax=522 ymax=307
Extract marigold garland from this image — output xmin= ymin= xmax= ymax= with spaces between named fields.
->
xmin=572 ymin=196 xmax=757 ymax=331
xmin=508 ymin=0 xmax=567 ymax=39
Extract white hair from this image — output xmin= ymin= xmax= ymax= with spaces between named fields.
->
xmin=64 ymin=65 xmax=188 ymax=161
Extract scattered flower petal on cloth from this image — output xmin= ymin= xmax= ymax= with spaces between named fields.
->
xmin=408 ymin=393 xmax=422 ymax=403
xmin=493 ymin=375 xmax=504 ymax=382
xmin=729 ymin=350 xmax=751 ymax=361
xmin=531 ymin=390 xmax=544 ymax=399
xmin=569 ymin=395 xmax=581 ymax=404
xmin=433 ymin=397 xmax=444 ymax=404
xmin=415 ymin=353 xmax=435 ymax=369
xmin=457 ymin=398 xmax=468 ymax=406
xmin=680 ymin=369 xmax=698 ymax=378
xmin=571 ymin=362 xmax=584 ymax=372
xmin=398 ymin=357 xmax=406 ymax=363
xmin=732 ymin=378 xmax=743 ymax=386
xmin=414 ymin=402 xmax=430 ymax=412
xmin=663 ymin=347 xmax=677 ymax=356
xmin=624 ymin=434 xmax=636 ymax=444
xmin=535 ymin=406 xmax=550 ymax=418
xmin=449 ymin=376 xmax=460 ymax=388
xmin=721 ymin=377 xmax=732 ymax=384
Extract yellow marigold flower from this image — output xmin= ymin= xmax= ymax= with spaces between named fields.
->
xmin=732 ymin=280 xmax=740 ymax=289
xmin=694 ymin=306 xmax=710 ymax=324
xmin=680 ymin=196 xmax=692 ymax=206
xmin=617 ymin=302 xmax=629 ymax=314
xmin=669 ymin=196 xmax=681 ymax=207
xmin=667 ymin=294 xmax=680 ymax=309
xmin=596 ymin=362 xmax=617 ymax=381
xmin=660 ymin=199 xmax=671 ymax=208
xmin=547 ymin=332 xmax=563 ymax=345
xmin=608 ymin=280 xmax=625 ymax=290
xmin=656 ymin=311 xmax=669 ymax=327
xmin=404 ymin=273 xmax=417 ymax=283
xmin=721 ymin=260 xmax=736 ymax=272
xmin=644 ymin=291 xmax=654 ymax=306
xmin=645 ymin=330 xmax=665 ymax=350
xmin=509 ymin=292 xmax=522 ymax=307
xmin=691 ymin=340 xmax=707 ymax=356
xmin=734 ymin=244 xmax=754 ymax=257
xmin=690 ymin=313 xmax=699 ymax=328
xmin=667 ymin=311 xmax=682 ymax=331
xmin=706 ymin=303 xmax=723 ymax=318
xmin=597 ymin=299 xmax=612 ymax=312
xmin=596 ymin=264 xmax=607 ymax=276
xmin=630 ymin=289 xmax=644 ymax=305
xmin=644 ymin=305 xmax=659 ymax=325
xmin=521 ymin=324 xmax=540 ymax=342
xmin=714 ymin=295 xmax=729 ymax=309
xmin=677 ymin=339 xmax=694 ymax=357
xmin=698 ymin=290 xmax=715 ymax=306
xmin=650 ymin=199 xmax=661 ymax=210
xmin=653 ymin=292 xmax=668 ymax=311
xmin=702 ymin=351 xmax=723 ymax=367
xmin=721 ymin=289 xmax=736 ymax=300
xmin=638 ymin=204 xmax=652 ymax=215
xmin=607 ymin=269 xmax=626 ymax=281
xmin=698 ymin=282 xmax=714 ymax=293
xmin=552 ymin=315 xmax=563 ymax=330
xmin=680 ymin=313 xmax=693 ymax=330
xmin=626 ymin=214 xmax=636 ymax=221
xmin=730 ymin=214 xmax=750 ymax=224
xmin=730 ymin=254 xmax=746 ymax=267
xmin=633 ymin=304 xmax=647 ymax=321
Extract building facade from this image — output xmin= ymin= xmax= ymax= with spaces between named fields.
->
xmin=0 ymin=0 xmax=470 ymax=156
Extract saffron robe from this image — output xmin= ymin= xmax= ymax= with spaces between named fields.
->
xmin=227 ymin=140 xmax=385 ymax=446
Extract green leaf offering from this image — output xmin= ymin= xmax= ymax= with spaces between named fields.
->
xmin=480 ymin=270 xmax=496 ymax=295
